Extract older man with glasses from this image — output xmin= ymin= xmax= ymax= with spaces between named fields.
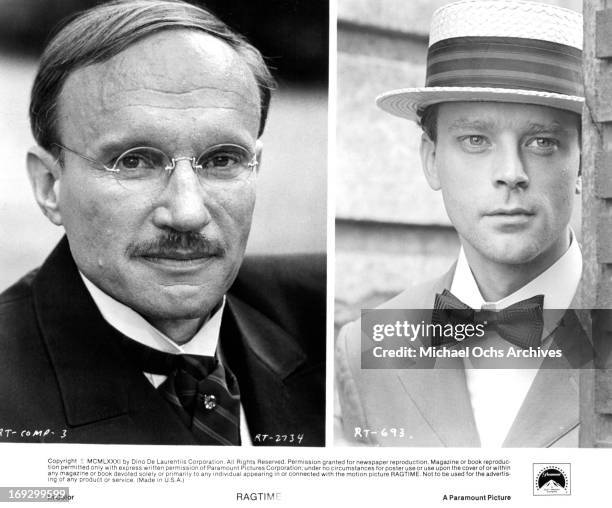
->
xmin=0 ymin=0 xmax=325 ymax=446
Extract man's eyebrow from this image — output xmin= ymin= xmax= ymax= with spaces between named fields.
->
xmin=523 ymin=122 xmax=571 ymax=135
xmin=447 ymin=118 xmax=497 ymax=132
xmin=95 ymin=132 xmax=255 ymax=156
xmin=96 ymin=137 xmax=154 ymax=154
xmin=446 ymin=119 xmax=573 ymax=135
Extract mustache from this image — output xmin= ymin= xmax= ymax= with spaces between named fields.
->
xmin=129 ymin=231 xmax=225 ymax=258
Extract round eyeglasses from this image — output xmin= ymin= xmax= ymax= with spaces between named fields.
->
xmin=52 ymin=142 xmax=258 ymax=190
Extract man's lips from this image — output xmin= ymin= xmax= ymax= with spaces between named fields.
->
xmin=483 ymin=207 xmax=536 ymax=228
xmin=128 ymin=233 xmax=225 ymax=264
xmin=484 ymin=207 xmax=535 ymax=217
xmin=140 ymin=249 xmax=218 ymax=261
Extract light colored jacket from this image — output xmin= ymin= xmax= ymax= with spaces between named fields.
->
xmin=335 ymin=266 xmax=590 ymax=447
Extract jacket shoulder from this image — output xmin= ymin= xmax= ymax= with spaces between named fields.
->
xmin=334 ymin=270 xmax=453 ymax=445
xmin=229 ymin=253 xmax=326 ymax=356
xmin=0 ymin=268 xmax=41 ymax=348
xmin=377 ymin=271 xmax=453 ymax=310
xmin=231 ymin=253 xmax=325 ymax=318
xmin=337 ymin=271 xmax=451 ymax=365
xmin=336 ymin=272 xmax=452 ymax=376
xmin=0 ymin=267 xmax=56 ymax=428
xmin=234 ymin=253 xmax=325 ymax=293
xmin=0 ymin=268 xmax=38 ymax=307
xmin=335 ymin=320 xmax=368 ymax=443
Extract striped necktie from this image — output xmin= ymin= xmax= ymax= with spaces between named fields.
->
xmin=158 ymin=354 xmax=241 ymax=446
xmin=115 ymin=335 xmax=241 ymax=446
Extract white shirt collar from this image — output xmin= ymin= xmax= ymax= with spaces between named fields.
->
xmin=78 ymin=274 xmax=253 ymax=446
xmin=79 ymin=272 xmax=224 ymax=357
xmin=451 ymin=232 xmax=582 ymax=448
xmin=450 ymin=231 xmax=582 ymax=312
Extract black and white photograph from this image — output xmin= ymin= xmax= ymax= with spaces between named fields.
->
xmin=0 ymin=0 xmax=328 ymax=447
xmin=334 ymin=0 xmax=604 ymax=449
xmin=3 ymin=0 xmax=612 ymax=506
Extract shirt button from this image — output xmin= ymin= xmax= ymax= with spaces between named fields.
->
xmin=199 ymin=394 xmax=217 ymax=410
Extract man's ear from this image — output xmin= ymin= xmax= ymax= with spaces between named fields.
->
xmin=26 ymin=145 xmax=63 ymax=226
xmin=255 ymin=139 xmax=263 ymax=173
xmin=419 ymin=132 xmax=441 ymax=190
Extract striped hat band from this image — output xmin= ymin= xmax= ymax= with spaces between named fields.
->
xmin=425 ymin=36 xmax=583 ymax=98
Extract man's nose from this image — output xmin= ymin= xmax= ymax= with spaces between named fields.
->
xmin=152 ymin=160 xmax=212 ymax=232
xmin=492 ymin=144 xmax=529 ymax=189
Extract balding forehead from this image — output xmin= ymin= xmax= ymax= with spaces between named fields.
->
xmin=59 ymin=30 xmax=260 ymax=114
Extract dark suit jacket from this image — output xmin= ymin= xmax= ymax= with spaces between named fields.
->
xmin=0 ymin=237 xmax=325 ymax=446
xmin=336 ymin=266 xmax=591 ymax=447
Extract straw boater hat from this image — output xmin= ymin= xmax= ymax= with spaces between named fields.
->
xmin=376 ymin=0 xmax=584 ymax=122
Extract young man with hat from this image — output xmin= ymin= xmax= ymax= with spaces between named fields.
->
xmin=336 ymin=0 xmax=588 ymax=447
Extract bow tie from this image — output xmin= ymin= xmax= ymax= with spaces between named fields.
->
xmin=432 ymin=289 xmax=544 ymax=349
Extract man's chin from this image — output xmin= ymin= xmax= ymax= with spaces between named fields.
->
xmin=122 ymin=284 xmax=225 ymax=321
xmin=140 ymin=301 xmax=218 ymax=321
xmin=478 ymin=241 xmax=544 ymax=266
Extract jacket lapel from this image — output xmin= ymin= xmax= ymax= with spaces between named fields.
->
xmin=384 ymin=265 xmax=479 ymax=446
xmin=32 ymin=238 xmax=196 ymax=444
xmin=394 ymin=365 xmax=480 ymax=446
xmin=221 ymin=294 xmax=324 ymax=446
xmin=502 ymin=366 xmax=579 ymax=447
xmin=503 ymin=309 xmax=589 ymax=447
xmin=379 ymin=259 xmax=588 ymax=447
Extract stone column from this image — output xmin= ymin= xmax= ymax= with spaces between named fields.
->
xmin=580 ymin=0 xmax=612 ymax=447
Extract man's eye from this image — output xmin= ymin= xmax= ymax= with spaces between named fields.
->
xmin=458 ymin=135 xmax=490 ymax=151
xmin=527 ymin=137 xmax=558 ymax=150
xmin=204 ymin=153 xmax=241 ymax=168
xmin=197 ymin=146 xmax=251 ymax=178
xmin=467 ymin=135 xmax=485 ymax=145
xmin=119 ymin=155 xmax=145 ymax=169
xmin=114 ymin=150 xmax=161 ymax=172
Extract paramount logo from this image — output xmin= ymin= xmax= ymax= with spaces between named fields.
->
xmin=533 ymin=464 xmax=571 ymax=496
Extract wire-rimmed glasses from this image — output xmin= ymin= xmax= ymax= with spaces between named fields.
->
xmin=52 ymin=142 xmax=258 ymax=190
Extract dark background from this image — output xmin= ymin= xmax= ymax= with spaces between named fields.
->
xmin=0 ymin=0 xmax=328 ymax=83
